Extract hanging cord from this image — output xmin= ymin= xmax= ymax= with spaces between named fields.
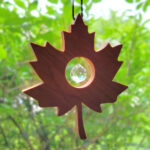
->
xmin=72 ymin=0 xmax=83 ymax=20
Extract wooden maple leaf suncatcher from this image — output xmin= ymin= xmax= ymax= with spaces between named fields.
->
xmin=23 ymin=14 xmax=128 ymax=139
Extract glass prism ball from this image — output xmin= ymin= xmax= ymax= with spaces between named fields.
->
xmin=65 ymin=57 xmax=95 ymax=88
xmin=70 ymin=64 xmax=87 ymax=83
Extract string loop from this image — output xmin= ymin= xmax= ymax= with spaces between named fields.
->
xmin=72 ymin=0 xmax=83 ymax=20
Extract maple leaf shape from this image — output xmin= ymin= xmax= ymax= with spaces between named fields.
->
xmin=23 ymin=14 xmax=128 ymax=139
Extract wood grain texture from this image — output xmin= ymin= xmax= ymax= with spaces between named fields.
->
xmin=23 ymin=14 xmax=128 ymax=139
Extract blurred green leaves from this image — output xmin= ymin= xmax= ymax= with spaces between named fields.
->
xmin=0 ymin=46 xmax=7 ymax=59
xmin=48 ymin=0 xmax=59 ymax=3
xmin=14 ymin=0 xmax=26 ymax=8
xmin=125 ymin=0 xmax=150 ymax=12
xmin=126 ymin=0 xmax=134 ymax=3
xmin=29 ymin=0 xmax=38 ymax=11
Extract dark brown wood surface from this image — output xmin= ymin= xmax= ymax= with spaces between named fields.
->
xmin=23 ymin=14 xmax=128 ymax=139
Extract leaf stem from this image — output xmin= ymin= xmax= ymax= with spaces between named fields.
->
xmin=75 ymin=103 xmax=87 ymax=139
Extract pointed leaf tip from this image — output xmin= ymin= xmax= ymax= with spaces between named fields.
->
xmin=45 ymin=41 xmax=53 ymax=49
xmin=112 ymin=44 xmax=123 ymax=59
xmin=45 ymin=41 xmax=50 ymax=47
xmin=106 ymin=42 xmax=112 ymax=48
xmin=70 ymin=13 xmax=88 ymax=32
xmin=56 ymin=105 xmax=74 ymax=116
xmin=74 ymin=14 xmax=84 ymax=24
xmin=30 ymin=42 xmax=45 ymax=51
xmin=100 ymin=43 xmax=123 ymax=59
xmin=30 ymin=42 xmax=45 ymax=59
xmin=84 ymin=102 xmax=102 ymax=113
xmin=30 ymin=42 xmax=41 ymax=48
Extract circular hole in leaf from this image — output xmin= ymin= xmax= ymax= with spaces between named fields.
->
xmin=65 ymin=57 xmax=95 ymax=88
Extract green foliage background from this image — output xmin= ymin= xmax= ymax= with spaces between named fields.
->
xmin=0 ymin=0 xmax=150 ymax=149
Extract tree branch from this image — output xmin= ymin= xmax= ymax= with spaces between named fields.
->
xmin=0 ymin=124 xmax=9 ymax=148
xmin=8 ymin=115 xmax=35 ymax=150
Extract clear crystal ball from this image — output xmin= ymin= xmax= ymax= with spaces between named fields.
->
xmin=70 ymin=64 xmax=87 ymax=83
